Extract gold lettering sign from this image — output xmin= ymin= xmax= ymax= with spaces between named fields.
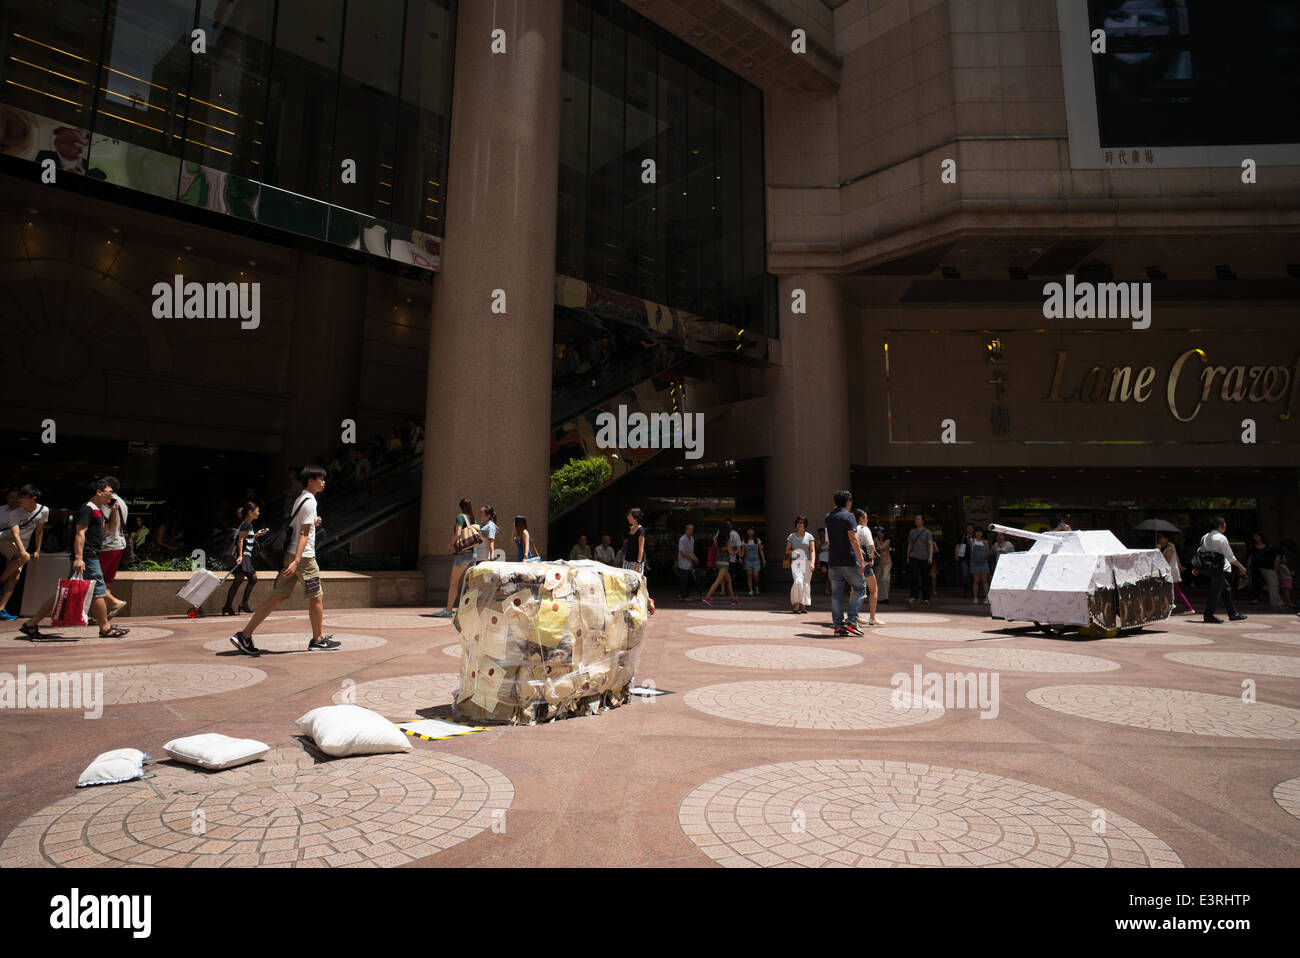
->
xmin=1044 ymin=349 xmax=1300 ymax=422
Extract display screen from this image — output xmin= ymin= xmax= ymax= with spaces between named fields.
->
xmin=1088 ymin=0 xmax=1300 ymax=146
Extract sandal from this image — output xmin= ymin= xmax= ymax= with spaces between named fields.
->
xmin=107 ymin=601 xmax=128 ymax=619
xmin=18 ymin=623 xmax=43 ymax=639
xmin=98 ymin=627 xmax=129 ymax=638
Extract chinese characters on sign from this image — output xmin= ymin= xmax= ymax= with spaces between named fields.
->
xmin=1102 ymin=149 xmax=1156 ymax=166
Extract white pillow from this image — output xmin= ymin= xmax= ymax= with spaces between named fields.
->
xmin=163 ymin=733 xmax=269 ymax=770
xmin=77 ymin=748 xmax=148 ymax=788
xmin=295 ymin=705 xmax=412 ymax=757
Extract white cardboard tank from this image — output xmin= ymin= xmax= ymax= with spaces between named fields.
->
xmin=988 ymin=525 xmax=1174 ymax=630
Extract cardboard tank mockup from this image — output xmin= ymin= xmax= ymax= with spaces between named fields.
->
xmin=451 ymin=560 xmax=648 ymax=724
xmin=988 ymin=525 xmax=1173 ymax=632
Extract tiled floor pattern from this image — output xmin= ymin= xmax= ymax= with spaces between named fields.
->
xmin=678 ymin=759 xmax=1183 ymax=868
xmin=684 ymin=645 xmax=863 ymax=670
xmin=201 ymin=633 xmax=389 ymax=654
xmin=0 ymin=748 xmax=512 ymax=868
xmin=924 ymin=648 xmax=1122 ymax=673
xmin=331 ymin=673 xmax=462 ymax=718
xmin=683 ymin=681 xmax=946 ymax=730
xmin=1026 ymin=685 xmax=1300 ymax=739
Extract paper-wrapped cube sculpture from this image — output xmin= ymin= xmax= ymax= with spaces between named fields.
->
xmin=451 ymin=560 xmax=648 ymax=724
xmin=989 ymin=525 xmax=1173 ymax=632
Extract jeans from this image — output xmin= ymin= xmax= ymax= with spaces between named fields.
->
xmin=908 ymin=557 xmax=931 ymax=601
xmin=677 ymin=566 xmax=694 ymax=599
xmin=828 ymin=566 xmax=866 ymax=628
xmin=1204 ymin=569 xmax=1239 ymax=619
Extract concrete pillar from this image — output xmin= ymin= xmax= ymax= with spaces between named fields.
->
xmin=418 ymin=0 xmax=563 ymax=600
xmin=764 ymin=273 xmax=853 ymax=534
xmin=277 ymin=253 xmax=367 ymax=494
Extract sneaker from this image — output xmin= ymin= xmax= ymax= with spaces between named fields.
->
xmin=908 ymin=598 xmax=918 ymax=605
xmin=229 ymin=632 xmax=261 ymax=657
xmin=868 ymin=618 xmax=884 ymax=627
xmin=731 ymin=598 xmax=741 ymax=605
xmin=1228 ymin=613 xmax=1248 ymax=622
xmin=833 ymin=627 xmax=849 ymax=637
xmin=308 ymin=635 xmax=341 ymax=651
xmin=844 ymin=623 xmax=863 ymax=636
xmin=923 ymin=600 xmax=931 ymax=605
xmin=432 ymin=609 xmax=456 ymax=618
xmin=972 ymin=598 xmax=979 ymax=605
xmin=1202 ymin=615 xmax=1223 ymax=623
xmin=702 ymin=597 xmax=713 ymax=607
xmin=0 ymin=610 xmax=15 ymax=621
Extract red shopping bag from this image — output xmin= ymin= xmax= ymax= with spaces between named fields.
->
xmin=52 ymin=575 xmax=94 ymax=627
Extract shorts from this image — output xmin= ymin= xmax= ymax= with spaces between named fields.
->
xmin=453 ymin=552 xmax=476 ymax=568
xmin=76 ymin=556 xmax=108 ymax=598
xmin=970 ymin=560 xmax=990 ymax=575
xmin=99 ymin=548 xmax=124 ymax=583
xmin=0 ymin=538 xmax=23 ymax=561
xmin=743 ymin=557 xmax=761 ymax=572
xmin=272 ymin=557 xmax=323 ymax=599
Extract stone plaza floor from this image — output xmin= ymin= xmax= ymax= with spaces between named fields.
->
xmin=1 ymin=594 xmax=1298 ymax=868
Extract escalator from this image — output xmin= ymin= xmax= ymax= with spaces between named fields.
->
xmin=315 ymin=312 xmax=692 ymax=556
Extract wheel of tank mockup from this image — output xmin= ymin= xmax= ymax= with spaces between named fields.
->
xmin=1078 ymin=624 xmax=1118 ymax=639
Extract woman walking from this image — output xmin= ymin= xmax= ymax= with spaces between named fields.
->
xmin=475 ymin=505 xmax=499 ymax=564
xmin=222 ymin=502 xmax=265 ymax=615
xmin=817 ymin=526 xmax=831 ymax=595
xmin=1158 ymin=531 xmax=1194 ymax=614
xmin=786 ymin=517 xmax=816 ymax=613
xmin=434 ymin=498 xmax=479 ymax=617
xmin=514 ymin=515 xmax=540 ymax=562
xmin=874 ymin=527 xmax=893 ymax=604
xmin=969 ymin=527 xmax=991 ymax=604
xmin=703 ymin=521 xmax=738 ymax=606
xmin=742 ymin=528 xmax=765 ymax=596
xmin=622 ymin=508 xmax=647 ymax=573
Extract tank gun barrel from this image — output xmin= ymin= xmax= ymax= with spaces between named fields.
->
xmin=990 ymin=523 xmax=1057 ymax=543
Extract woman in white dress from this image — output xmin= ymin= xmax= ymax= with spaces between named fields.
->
xmin=785 ymin=516 xmax=816 ymax=614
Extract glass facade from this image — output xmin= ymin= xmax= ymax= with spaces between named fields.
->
xmin=0 ymin=0 xmax=456 ymax=271
xmin=559 ymin=0 xmax=771 ymax=333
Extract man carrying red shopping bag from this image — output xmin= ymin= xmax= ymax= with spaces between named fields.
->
xmin=19 ymin=478 xmax=129 ymax=639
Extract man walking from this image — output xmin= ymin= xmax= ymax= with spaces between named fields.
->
xmin=956 ymin=522 xmax=975 ymax=597
xmin=676 ymin=523 xmax=698 ymax=600
xmin=907 ymin=513 xmax=936 ymax=605
xmin=230 ymin=466 xmax=340 ymax=655
xmin=0 ymin=484 xmax=48 ymax=620
xmin=826 ymin=491 xmax=867 ymax=637
xmin=1198 ymin=516 xmax=1248 ymax=624
xmin=19 ymin=478 xmax=127 ymax=639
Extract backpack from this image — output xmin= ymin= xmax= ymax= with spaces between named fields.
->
xmin=263 ymin=497 xmax=308 ymax=570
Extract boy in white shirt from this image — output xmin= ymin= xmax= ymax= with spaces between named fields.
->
xmin=0 ymin=485 xmax=48 ymax=619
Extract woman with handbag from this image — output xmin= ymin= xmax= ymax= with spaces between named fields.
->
xmin=222 ymin=502 xmax=266 ymax=615
xmin=703 ymin=521 xmax=739 ymax=606
xmin=434 ymin=497 xmax=480 ymax=617
xmin=786 ymin=516 xmax=816 ymax=614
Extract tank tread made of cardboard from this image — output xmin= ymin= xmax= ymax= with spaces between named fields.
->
xmin=988 ymin=525 xmax=1174 ymax=632
xmin=450 ymin=560 xmax=648 ymax=725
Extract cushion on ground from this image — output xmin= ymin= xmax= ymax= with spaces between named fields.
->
xmin=162 ymin=733 xmax=270 ymax=770
xmin=295 ymin=705 xmax=412 ymax=757
xmin=76 ymin=748 xmax=148 ymax=788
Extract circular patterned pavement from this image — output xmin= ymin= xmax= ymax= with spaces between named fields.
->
xmin=27 ymin=664 xmax=266 ymax=708
xmin=1243 ymin=631 xmax=1300 ymax=647
xmin=1176 ymin=618 xmax=1262 ymax=629
xmin=1163 ymin=651 xmax=1300 ymax=678
xmin=442 ymin=644 xmax=464 ymax=658
xmin=687 ymin=624 xmax=823 ymax=640
xmin=873 ymin=626 xmax=1015 ymax=643
xmin=926 ymin=648 xmax=1121 ymax=673
xmin=686 ymin=645 xmax=863 ymax=670
xmin=1027 ymin=685 xmax=1300 ymax=739
xmin=683 ymin=681 xmax=945 ymax=730
xmin=687 ymin=610 xmax=807 ymax=622
xmin=864 ymin=612 xmax=952 ymax=625
xmin=1273 ymin=777 xmax=1300 ymax=823
xmin=0 ymin=747 xmax=512 ymax=868
xmin=324 ymin=614 xmax=449 ymax=630
xmin=678 ymin=759 xmax=1182 ymax=867
xmin=2 ymin=626 xmax=174 ymax=648
xmin=202 ymin=633 xmax=388 ymax=654
xmin=1098 ymin=632 xmax=1214 ymax=646
xmin=331 ymin=673 xmax=462 ymax=718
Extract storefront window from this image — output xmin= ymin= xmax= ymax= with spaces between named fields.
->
xmin=558 ymin=0 xmax=771 ymax=334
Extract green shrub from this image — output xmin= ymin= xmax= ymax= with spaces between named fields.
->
xmin=124 ymin=555 xmax=223 ymax=572
xmin=549 ymin=456 xmax=612 ymax=518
